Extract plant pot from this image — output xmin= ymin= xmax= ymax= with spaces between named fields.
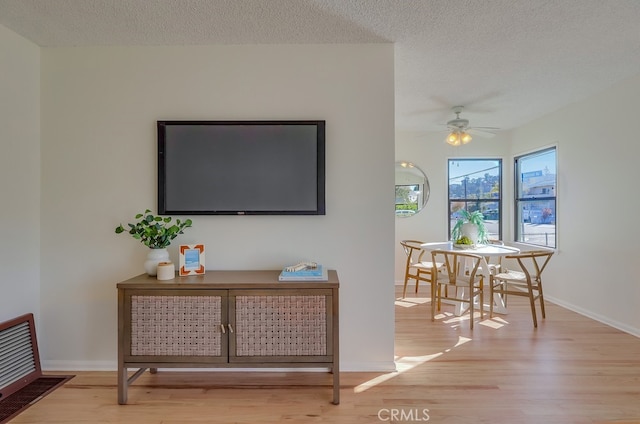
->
xmin=461 ymin=222 xmax=479 ymax=244
xmin=144 ymin=248 xmax=170 ymax=276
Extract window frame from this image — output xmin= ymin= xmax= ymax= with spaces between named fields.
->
xmin=514 ymin=146 xmax=557 ymax=248
xmin=447 ymin=158 xmax=503 ymax=241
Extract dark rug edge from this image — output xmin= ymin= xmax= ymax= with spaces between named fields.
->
xmin=0 ymin=375 xmax=75 ymax=424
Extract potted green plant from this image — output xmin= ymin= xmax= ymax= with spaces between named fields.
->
xmin=451 ymin=209 xmax=488 ymax=245
xmin=115 ymin=209 xmax=192 ymax=275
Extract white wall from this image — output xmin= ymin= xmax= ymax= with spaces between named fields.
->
xmin=39 ymin=44 xmax=396 ymax=371
xmin=0 ymin=25 xmax=40 ymax=323
xmin=510 ymin=73 xmax=640 ymax=336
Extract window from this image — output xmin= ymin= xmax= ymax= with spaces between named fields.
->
xmin=448 ymin=159 xmax=502 ymax=240
xmin=515 ymin=147 xmax=557 ymax=248
xmin=395 ymin=184 xmax=419 ymax=216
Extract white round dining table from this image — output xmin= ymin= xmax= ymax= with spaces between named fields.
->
xmin=420 ymin=241 xmax=521 ymax=315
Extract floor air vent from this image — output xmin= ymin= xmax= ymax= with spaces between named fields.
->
xmin=0 ymin=313 xmax=41 ymax=400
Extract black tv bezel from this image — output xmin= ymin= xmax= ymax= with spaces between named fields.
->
xmin=157 ymin=120 xmax=326 ymax=216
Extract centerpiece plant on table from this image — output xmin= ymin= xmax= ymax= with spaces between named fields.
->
xmin=115 ymin=209 xmax=192 ymax=275
xmin=451 ymin=209 xmax=488 ymax=246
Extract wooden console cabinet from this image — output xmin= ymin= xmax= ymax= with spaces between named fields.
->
xmin=117 ymin=270 xmax=339 ymax=404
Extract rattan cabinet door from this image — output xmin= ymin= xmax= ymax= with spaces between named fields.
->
xmin=124 ymin=289 xmax=229 ymax=364
xmin=228 ymin=289 xmax=333 ymax=364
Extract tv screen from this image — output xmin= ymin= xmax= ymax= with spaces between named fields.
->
xmin=157 ymin=120 xmax=325 ymax=215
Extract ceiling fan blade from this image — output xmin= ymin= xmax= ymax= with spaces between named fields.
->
xmin=470 ymin=126 xmax=500 ymax=130
xmin=437 ymin=105 xmax=501 ymax=139
xmin=467 ymin=128 xmax=497 ymax=138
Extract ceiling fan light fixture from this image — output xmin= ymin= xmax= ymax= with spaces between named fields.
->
xmin=446 ymin=131 xmax=461 ymax=146
xmin=443 ymin=105 xmax=497 ymax=145
xmin=445 ymin=130 xmax=472 ymax=146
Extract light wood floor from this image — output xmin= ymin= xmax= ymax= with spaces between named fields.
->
xmin=11 ymin=286 xmax=640 ymax=424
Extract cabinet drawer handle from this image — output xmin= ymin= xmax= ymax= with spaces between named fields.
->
xmin=228 ymin=324 xmax=234 ymax=333
xmin=220 ymin=324 xmax=226 ymax=334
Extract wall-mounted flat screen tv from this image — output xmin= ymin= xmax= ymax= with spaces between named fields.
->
xmin=157 ymin=120 xmax=325 ymax=215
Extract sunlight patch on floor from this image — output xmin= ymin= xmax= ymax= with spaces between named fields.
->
xmin=480 ymin=316 xmax=509 ymax=329
xmin=355 ymin=295 xmax=507 ymax=394
xmin=433 ymin=311 xmax=454 ymax=320
xmin=433 ymin=308 xmax=510 ymax=331
xmin=353 ymin=336 xmax=471 ymax=393
xmin=394 ymin=297 xmax=431 ymax=308
xmin=453 ymin=336 xmax=472 ymax=347
xmin=441 ymin=314 xmax=470 ymax=325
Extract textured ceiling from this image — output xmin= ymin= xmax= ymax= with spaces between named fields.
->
xmin=2 ymin=0 xmax=640 ymax=132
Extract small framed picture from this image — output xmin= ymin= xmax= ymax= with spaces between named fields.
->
xmin=179 ymin=244 xmax=205 ymax=276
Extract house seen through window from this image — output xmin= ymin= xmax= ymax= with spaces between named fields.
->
xmin=515 ymin=147 xmax=557 ymax=248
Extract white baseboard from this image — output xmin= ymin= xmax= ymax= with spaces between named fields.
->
xmin=43 ymin=360 xmax=116 ymax=371
xmin=546 ymin=295 xmax=640 ymax=338
xmin=338 ymin=361 xmax=397 ymax=372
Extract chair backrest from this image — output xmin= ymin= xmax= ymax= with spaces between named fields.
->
xmin=431 ymin=250 xmax=484 ymax=286
xmin=400 ymin=240 xmax=426 ymax=268
xmin=485 ymin=239 xmax=505 ymax=270
xmin=505 ymin=250 xmax=554 ymax=282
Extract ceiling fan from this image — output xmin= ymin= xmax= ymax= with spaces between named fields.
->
xmin=445 ymin=106 xmax=499 ymax=146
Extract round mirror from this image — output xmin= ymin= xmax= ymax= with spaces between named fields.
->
xmin=395 ymin=161 xmax=430 ymax=217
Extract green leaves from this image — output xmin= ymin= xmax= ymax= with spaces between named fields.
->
xmin=114 ymin=209 xmax=192 ymax=248
xmin=451 ymin=209 xmax=488 ymax=243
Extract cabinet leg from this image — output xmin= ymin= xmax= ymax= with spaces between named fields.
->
xmin=332 ymin=370 xmax=340 ymax=405
xmin=150 ymin=368 xmax=158 ymax=374
xmin=117 ymin=365 xmax=128 ymax=405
